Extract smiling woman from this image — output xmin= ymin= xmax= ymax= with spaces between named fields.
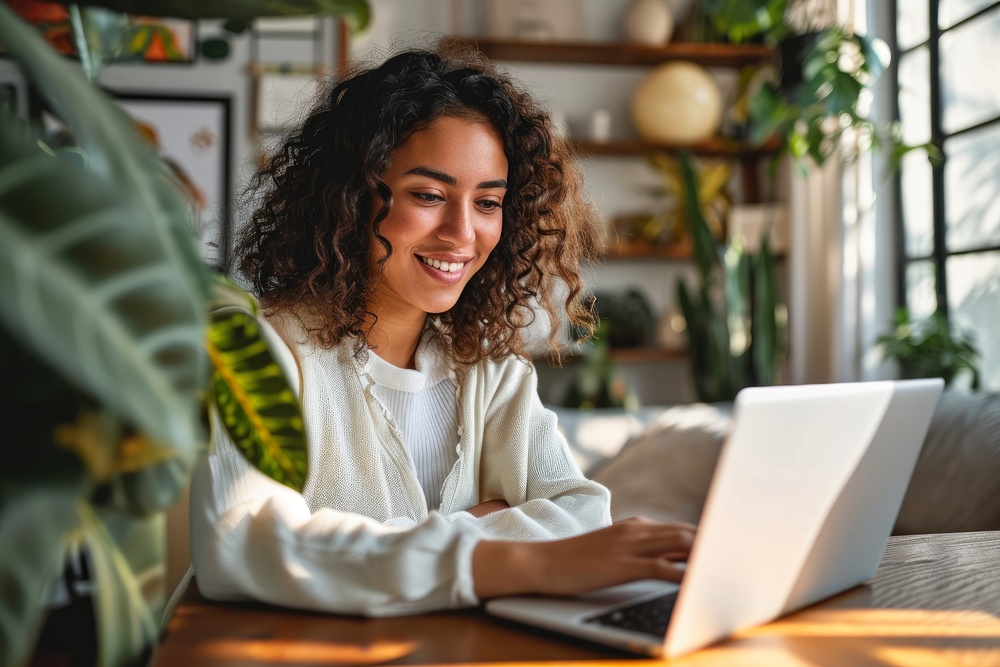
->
xmin=190 ymin=44 xmax=697 ymax=617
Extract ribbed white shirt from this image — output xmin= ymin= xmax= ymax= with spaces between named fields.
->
xmin=365 ymin=348 xmax=459 ymax=511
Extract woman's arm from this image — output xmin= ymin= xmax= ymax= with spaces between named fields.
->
xmin=450 ymin=358 xmax=612 ymax=539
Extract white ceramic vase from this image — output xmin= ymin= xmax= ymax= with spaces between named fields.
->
xmin=622 ymin=0 xmax=674 ymax=46
xmin=631 ymin=61 xmax=723 ymax=144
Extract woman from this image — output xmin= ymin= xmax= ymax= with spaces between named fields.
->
xmin=190 ymin=45 xmax=694 ymax=615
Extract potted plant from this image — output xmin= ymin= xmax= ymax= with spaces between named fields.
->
xmin=697 ymin=0 xmax=935 ymax=170
xmin=0 ymin=2 xmax=368 ymax=665
xmin=876 ymin=308 xmax=981 ymax=390
xmin=674 ymin=152 xmax=788 ymax=403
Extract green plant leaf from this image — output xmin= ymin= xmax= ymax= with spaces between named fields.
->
xmin=207 ymin=307 xmax=307 ymax=492
xmin=0 ymin=125 xmax=206 ymax=458
xmin=0 ymin=6 xmax=209 ymax=453
xmin=677 ymin=152 xmax=717 ymax=282
xmin=50 ymin=0 xmax=371 ymax=31
xmin=752 ymin=237 xmax=779 ymax=386
xmin=79 ymin=503 xmax=161 ymax=667
xmin=0 ymin=481 xmax=86 ymax=667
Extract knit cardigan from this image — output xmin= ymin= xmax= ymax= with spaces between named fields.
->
xmin=189 ymin=310 xmax=612 ymax=616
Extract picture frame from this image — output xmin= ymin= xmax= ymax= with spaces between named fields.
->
xmin=111 ymin=92 xmax=233 ymax=268
xmin=7 ymin=0 xmax=197 ymax=64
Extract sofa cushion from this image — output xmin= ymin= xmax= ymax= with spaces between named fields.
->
xmin=590 ymin=391 xmax=1000 ymax=534
xmin=894 ymin=390 xmax=1000 ymax=534
xmin=590 ymin=403 xmax=731 ymax=525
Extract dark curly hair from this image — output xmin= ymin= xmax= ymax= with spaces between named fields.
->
xmin=237 ymin=43 xmax=601 ymax=364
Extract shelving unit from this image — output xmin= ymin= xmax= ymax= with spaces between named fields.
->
xmin=446 ymin=36 xmax=783 ymax=392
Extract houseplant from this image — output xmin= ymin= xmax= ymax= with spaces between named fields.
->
xmin=675 ymin=153 xmax=787 ymax=403
xmin=697 ymin=0 xmax=932 ymax=170
xmin=876 ymin=307 xmax=981 ymax=390
xmin=0 ymin=2 xmax=368 ymax=665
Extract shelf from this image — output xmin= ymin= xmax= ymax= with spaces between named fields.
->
xmin=605 ymin=240 xmax=692 ymax=260
xmin=571 ymin=136 xmax=781 ymax=158
xmin=610 ymin=347 xmax=687 ymax=363
xmin=445 ymin=36 xmax=773 ymax=68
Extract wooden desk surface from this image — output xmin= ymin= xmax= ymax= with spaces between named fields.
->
xmin=155 ymin=532 xmax=1000 ymax=666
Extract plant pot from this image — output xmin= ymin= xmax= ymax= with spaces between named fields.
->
xmin=776 ymin=30 xmax=823 ymax=100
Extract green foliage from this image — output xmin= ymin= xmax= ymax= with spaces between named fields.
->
xmin=207 ymin=307 xmax=308 ymax=492
xmin=876 ymin=308 xmax=981 ymax=390
xmin=0 ymin=0 xmax=367 ymax=662
xmin=560 ymin=321 xmax=637 ymax=410
xmin=675 ymin=154 xmax=787 ymax=403
xmin=701 ymin=0 xmax=937 ymax=171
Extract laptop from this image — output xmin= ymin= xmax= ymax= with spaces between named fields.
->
xmin=486 ymin=378 xmax=945 ymax=658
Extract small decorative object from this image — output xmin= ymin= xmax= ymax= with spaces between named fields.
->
xmin=487 ymin=0 xmax=584 ymax=41
xmin=622 ymin=0 xmax=674 ymax=46
xmin=631 ymin=61 xmax=722 ymax=144
xmin=589 ymin=109 xmax=611 ymax=142
xmin=727 ymin=203 xmax=788 ymax=255
xmin=657 ymin=310 xmax=688 ymax=352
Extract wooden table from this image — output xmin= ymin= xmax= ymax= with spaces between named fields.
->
xmin=154 ymin=532 xmax=1000 ymax=666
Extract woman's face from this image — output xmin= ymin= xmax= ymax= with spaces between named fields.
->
xmin=369 ymin=115 xmax=508 ymax=321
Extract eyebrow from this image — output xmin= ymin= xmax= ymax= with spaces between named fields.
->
xmin=405 ymin=166 xmax=507 ymax=190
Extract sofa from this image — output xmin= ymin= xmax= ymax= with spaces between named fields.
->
xmin=551 ymin=389 xmax=1000 ymax=535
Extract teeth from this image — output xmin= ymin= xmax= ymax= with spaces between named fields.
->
xmin=421 ymin=257 xmax=464 ymax=273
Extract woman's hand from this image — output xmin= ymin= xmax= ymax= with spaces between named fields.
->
xmin=472 ymin=517 xmax=695 ymax=600
xmin=465 ymin=499 xmax=511 ymax=517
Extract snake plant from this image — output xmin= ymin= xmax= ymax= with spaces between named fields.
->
xmin=676 ymin=153 xmax=788 ymax=403
xmin=0 ymin=1 xmax=367 ymax=665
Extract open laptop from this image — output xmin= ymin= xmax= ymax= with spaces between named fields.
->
xmin=486 ymin=378 xmax=944 ymax=658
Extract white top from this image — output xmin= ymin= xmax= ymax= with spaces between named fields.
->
xmin=365 ymin=343 xmax=458 ymax=511
xmin=189 ymin=310 xmax=611 ymax=616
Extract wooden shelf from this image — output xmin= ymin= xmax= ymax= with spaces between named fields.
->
xmin=571 ymin=136 xmax=781 ymax=158
xmin=610 ymin=347 xmax=687 ymax=363
xmin=445 ymin=36 xmax=773 ymax=68
xmin=605 ymin=240 xmax=692 ymax=260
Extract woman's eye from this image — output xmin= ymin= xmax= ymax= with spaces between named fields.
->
xmin=478 ymin=199 xmax=502 ymax=211
xmin=413 ymin=192 xmax=442 ymax=203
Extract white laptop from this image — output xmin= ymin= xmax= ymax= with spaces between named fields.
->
xmin=486 ymin=378 xmax=944 ymax=658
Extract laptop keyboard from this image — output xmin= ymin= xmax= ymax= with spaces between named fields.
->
xmin=584 ymin=590 xmax=678 ymax=638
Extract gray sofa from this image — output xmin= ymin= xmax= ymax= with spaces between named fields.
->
xmin=552 ymin=390 xmax=1000 ymax=535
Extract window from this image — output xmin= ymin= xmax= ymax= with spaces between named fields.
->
xmin=894 ymin=0 xmax=1000 ymax=389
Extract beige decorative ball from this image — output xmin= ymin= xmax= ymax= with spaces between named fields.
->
xmin=631 ymin=62 xmax=723 ymax=144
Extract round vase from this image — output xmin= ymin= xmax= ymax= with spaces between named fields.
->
xmin=623 ymin=0 xmax=674 ymax=46
xmin=631 ymin=61 xmax=723 ymax=144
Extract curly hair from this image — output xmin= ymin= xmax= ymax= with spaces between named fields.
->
xmin=237 ymin=43 xmax=601 ymax=364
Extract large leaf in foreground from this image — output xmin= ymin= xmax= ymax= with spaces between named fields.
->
xmin=0 ymin=482 xmax=85 ymax=667
xmin=0 ymin=121 xmax=206 ymax=453
xmin=0 ymin=4 xmax=210 ymax=317
xmin=0 ymin=6 xmax=208 ymax=452
xmin=207 ymin=308 xmax=307 ymax=492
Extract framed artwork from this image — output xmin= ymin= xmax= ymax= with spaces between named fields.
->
xmin=252 ymin=69 xmax=322 ymax=136
xmin=111 ymin=92 xmax=232 ymax=267
xmin=8 ymin=0 xmax=197 ymax=63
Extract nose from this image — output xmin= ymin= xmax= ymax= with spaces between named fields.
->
xmin=437 ymin=200 xmax=476 ymax=246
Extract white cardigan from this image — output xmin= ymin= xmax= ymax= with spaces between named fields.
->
xmin=189 ymin=311 xmax=611 ymax=616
